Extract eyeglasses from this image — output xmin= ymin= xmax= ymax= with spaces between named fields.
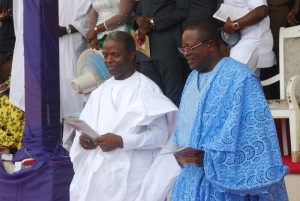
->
xmin=178 ymin=39 xmax=213 ymax=54
xmin=178 ymin=42 xmax=204 ymax=54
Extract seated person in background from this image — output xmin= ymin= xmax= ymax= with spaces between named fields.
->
xmin=171 ymin=20 xmax=288 ymax=201
xmin=0 ymin=56 xmax=24 ymax=153
xmin=86 ymin=0 xmax=135 ymax=49
xmin=69 ymin=31 xmax=178 ymax=201
xmin=223 ymin=0 xmax=275 ymax=76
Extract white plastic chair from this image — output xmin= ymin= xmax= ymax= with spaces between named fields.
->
xmin=261 ymin=25 xmax=300 ymax=162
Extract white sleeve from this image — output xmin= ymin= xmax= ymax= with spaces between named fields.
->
xmin=246 ymin=0 xmax=267 ymax=10
xmin=122 ymin=115 xmax=169 ymax=150
xmin=71 ymin=0 xmax=92 ymax=36
xmin=136 ymin=136 xmax=182 ymax=201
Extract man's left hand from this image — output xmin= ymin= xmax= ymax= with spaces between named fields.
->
xmin=223 ymin=17 xmax=235 ymax=34
xmin=79 ymin=134 xmax=97 ymax=150
xmin=94 ymin=133 xmax=123 ymax=152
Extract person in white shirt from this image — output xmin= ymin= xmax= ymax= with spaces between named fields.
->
xmin=223 ymin=0 xmax=275 ymax=76
xmin=69 ymin=31 xmax=179 ymax=201
xmin=58 ymin=0 xmax=91 ymax=120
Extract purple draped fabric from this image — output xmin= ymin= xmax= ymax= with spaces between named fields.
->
xmin=14 ymin=0 xmax=64 ymax=161
xmin=0 ymin=1 xmax=74 ymax=200
xmin=0 ymin=160 xmax=74 ymax=201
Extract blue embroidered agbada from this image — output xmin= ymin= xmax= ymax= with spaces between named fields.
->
xmin=171 ymin=58 xmax=289 ymax=201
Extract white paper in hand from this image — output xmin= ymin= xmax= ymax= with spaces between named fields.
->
xmin=64 ymin=118 xmax=99 ymax=139
xmin=160 ymin=146 xmax=204 ymax=157
xmin=213 ymin=3 xmax=249 ymax=22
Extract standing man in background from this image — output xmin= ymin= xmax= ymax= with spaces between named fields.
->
xmin=135 ymin=0 xmax=190 ymax=106
xmin=59 ymin=0 xmax=91 ymax=121
xmin=59 ymin=0 xmax=91 ymax=147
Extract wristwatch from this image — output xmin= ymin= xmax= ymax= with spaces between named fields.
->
xmin=66 ymin=25 xmax=72 ymax=34
xmin=232 ymin=21 xmax=240 ymax=31
xmin=94 ymin=26 xmax=98 ymax=33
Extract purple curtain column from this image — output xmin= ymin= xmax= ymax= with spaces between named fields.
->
xmin=14 ymin=0 xmax=63 ymax=161
xmin=0 ymin=2 xmax=73 ymax=200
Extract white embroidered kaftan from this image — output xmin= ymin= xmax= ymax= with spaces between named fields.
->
xmin=69 ymin=72 xmax=180 ymax=201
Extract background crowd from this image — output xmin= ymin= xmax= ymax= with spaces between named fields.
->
xmin=1 ymin=0 xmax=300 ymax=161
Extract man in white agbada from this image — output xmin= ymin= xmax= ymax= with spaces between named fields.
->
xmin=10 ymin=0 xmax=91 ymax=118
xmin=69 ymin=31 xmax=180 ymax=201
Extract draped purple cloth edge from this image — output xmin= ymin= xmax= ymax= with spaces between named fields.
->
xmin=0 ymin=1 xmax=73 ymax=200
xmin=13 ymin=0 xmax=65 ymax=161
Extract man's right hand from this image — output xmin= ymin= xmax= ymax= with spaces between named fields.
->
xmin=94 ymin=133 xmax=123 ymax=152
xmin=79 ymin=134 xmax=97 ymax=150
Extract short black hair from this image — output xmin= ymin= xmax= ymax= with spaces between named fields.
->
xmin=184 ymin=19 xmax=220 ymax=47
xmin=105 ymin=31 xmax=136 ymax=52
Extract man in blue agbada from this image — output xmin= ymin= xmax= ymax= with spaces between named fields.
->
xmin=171 ymin=20 xmax=289 ymax=201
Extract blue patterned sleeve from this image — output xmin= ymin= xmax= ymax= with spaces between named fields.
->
xmin=202 ymin=74 xmax=288 ymax=196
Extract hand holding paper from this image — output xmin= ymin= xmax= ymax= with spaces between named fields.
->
xmin=161 ymin=146 xmax=205 ymax=167
xmin=161 ymin=146 xmax=204 ymax=157
xmin=64 ymin=118 xmax=99 ymax=139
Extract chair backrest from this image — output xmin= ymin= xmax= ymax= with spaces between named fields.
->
xmin=279 ymin=25 xmax=300 ymax=100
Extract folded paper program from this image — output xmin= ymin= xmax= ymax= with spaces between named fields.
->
xmin=64 ymin=118 xmax=99 ymax=139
